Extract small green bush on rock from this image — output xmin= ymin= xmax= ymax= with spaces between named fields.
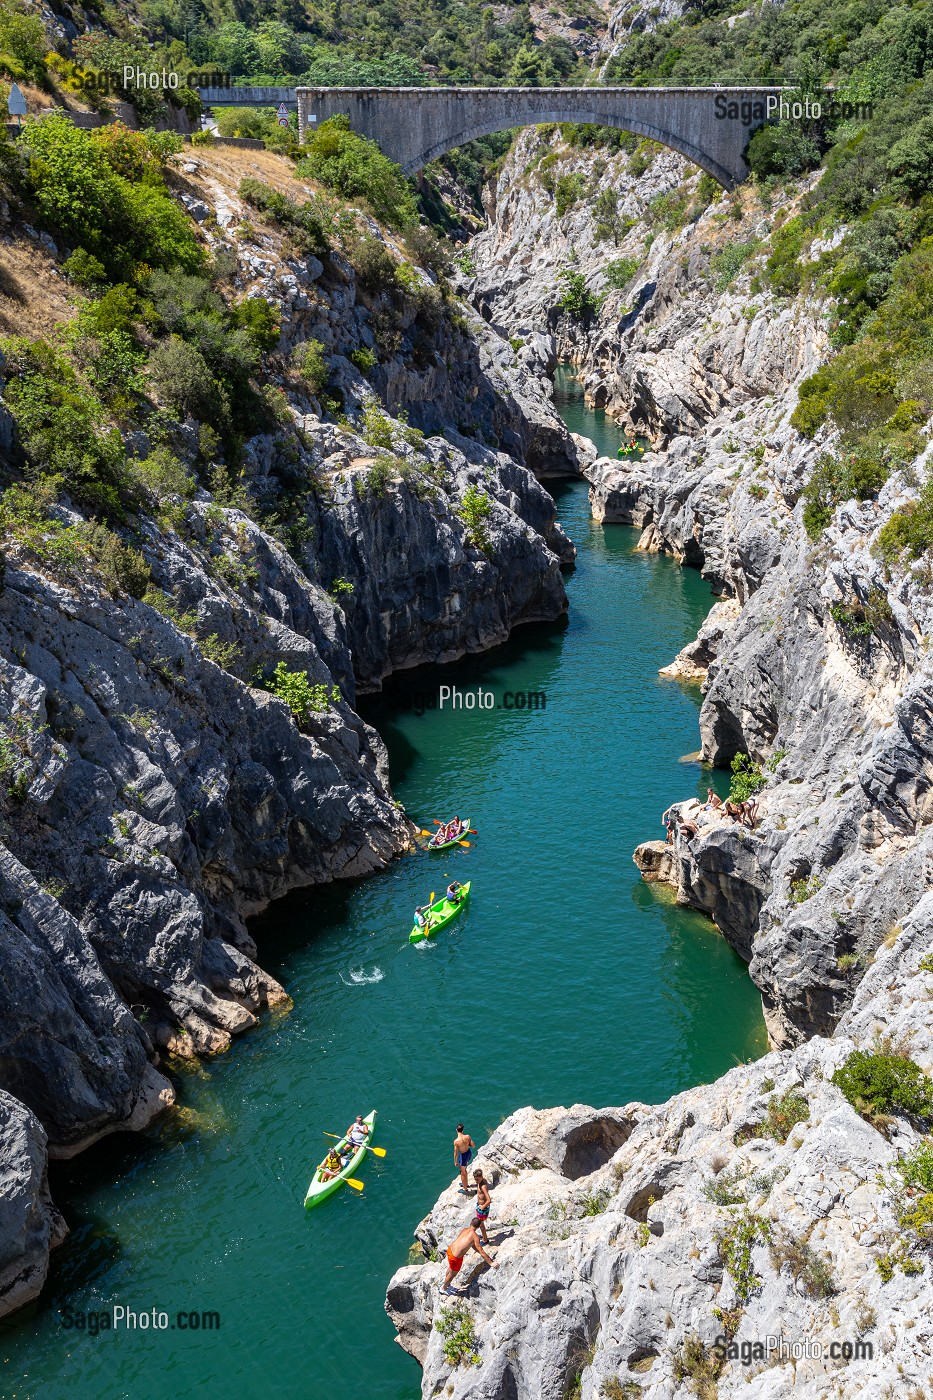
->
xmin=434 ymin=1302 xmax=480 ymax=1367
xmin=833 ymin=1051 xmax=933 ymax=1124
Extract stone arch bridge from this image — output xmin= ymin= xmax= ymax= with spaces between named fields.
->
xmin=292 ymin=86 xmax=784 ymax=189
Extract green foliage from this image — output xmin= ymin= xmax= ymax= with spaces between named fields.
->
xmin=238 ymin=179 xmax=329 ymax=256
xmin=147 ymin=337 xmax=220 ymax=423
xmin=801 ymin=451 xmax=891 ymax=538
xmin=770 ymin=1232 xmax=838 ymax=1297
xmin=349 ymin=347 xmax=377 ymax=373
xmin=627 ymin=142 xmax=658 ymax=179
xmin=62 ymin=249 xmax=107 ymax=290
xmin=296 ymin=116 xmax=417 ymax=230
xmin=0 ymin=337 xmax=128 ymax=516
xmin=554 ymin=172 xmax=586 ymax=218
xmin=0 ymin=3 xmax=48 ymax=82
xmin=830 ymin=589 xmax=893 ymax=641
xmin=604 ymin=257 xmax=639 ymax=291
xmin=702 ymin=1165 xmax=747 ymax=1206
xmin=728 ymin=752 xmax=766 ymax=803
xmin=672 ymin=1333 xmax=722 ymax=1398
xmin=232 ymin=298 xmax=280 ymax=354
xmin=600 ymin=1380 xmax=641 ymax=1400
xmin=742 ymin=1090 xmax=810 ymax=1144
xmin=592 ymin=189 xmax=636 ymax=246
xmin=435 ymin=1303 xmax=480 ymax=1367
xmin=457 ymin=485 xmax=493 ymax=553
xmin=262 ymin=662 xmax=337 ymax=723
xmin=789 ymin=875 xmax=823 ymax=905
xmin=716 ymin=1213 xmax=771 ymax=1305
xmin=712 ymin=240 xmax=760 ymax=291
xmin=329 ymin=577 xmax=354 ymax=598
xmin=291 ymin=340 xmax=329 ymax=394
xmin=833 ymin=1051 xmax=933 ymax=1123
xmin=747 ymin=122 xmax=821 ymax=181
xmin=556 ymin=268 xmax=597 ymax=320
xmin=361 ymin=402 xmax=396 ymax=451
xmin=877 ymin=480 xmax=933 ymax=565
xmin=19 ymin=115 xmax=203 ymax=284
xmin=84 ymin=523 xmax=150 ymax=598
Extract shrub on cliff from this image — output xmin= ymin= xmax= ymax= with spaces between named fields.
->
xmin=833 ymin=1051 xmax=933 ymax=1125
xmin=19 ymin=115 xmax=203 ymax=283
xmin=877 ymin=484 xmax=933 ymax=565
xmin=556 ymin=268 xmax=597 ymax=320
xmin=604 ymin=256 xmax=639 ymax=291
xmin=801 ymin=452 xmax=892 ymax=539
xmin=0 ymin=4 xmax=47 ymax=83
xmin=728 ymin=753 xmax=766 ymax=803
xmin=457 ymin=485 xmax=493 ymax=553
xmin=296 ymin=116 xmax=417 ymax=230
xmin=237 ymin=179 xmax=329 ymax=256
xmin=0 ymin=336 xmax=128 ymax=516
xmin=262 ymin=662 xmax=339 ymax=723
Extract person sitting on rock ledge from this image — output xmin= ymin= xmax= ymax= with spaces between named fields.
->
xmin=442 ymin=1222 xmax=498 ymax=1295
xmin=678 ymin=816 xmax=699 ymax=842
xmin=703 ymin=788 xmax=723 ymax=811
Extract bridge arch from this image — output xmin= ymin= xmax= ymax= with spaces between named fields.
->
xmin=411 ymin=109 xmax=734 ymax=187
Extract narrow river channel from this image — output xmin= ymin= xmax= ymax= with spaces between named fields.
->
xmin=0 ymin=370 xmax=766 ymax=1400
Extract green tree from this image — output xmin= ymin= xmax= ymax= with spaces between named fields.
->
xmin=296 ymin=116 xmax=417 ymax=230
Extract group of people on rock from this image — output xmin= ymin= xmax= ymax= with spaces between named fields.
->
xmin=441 ymin=1124 xmax=498 ymax=1295
xmin=663 ymin=788 xmax=760 ymax=846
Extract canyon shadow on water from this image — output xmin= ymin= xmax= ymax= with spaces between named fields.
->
xmin=0 ymin=372 xmax=766 ymax=1400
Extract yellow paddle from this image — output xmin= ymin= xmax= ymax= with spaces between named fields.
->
xmin=345 ymin=1177 xmax=364 ymax=1191
xmin=323 ymin=1132 xmax=387 ymax=1158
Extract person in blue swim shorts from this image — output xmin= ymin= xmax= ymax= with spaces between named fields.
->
xmin=453 ymin=1123 xmax=475 ymax=1194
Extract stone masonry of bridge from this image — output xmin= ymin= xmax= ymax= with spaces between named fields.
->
xmin=291 ymin=86 xmax=784 ymax=188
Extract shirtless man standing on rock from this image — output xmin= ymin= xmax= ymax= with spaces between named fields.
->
xmin=442 ymin=1223 xmax=498 ymax=1295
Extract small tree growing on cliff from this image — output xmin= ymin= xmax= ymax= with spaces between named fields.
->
xmin=263 ymin=662 xmax=338 ymax=724
xmin=457 ymin=485 xmax=493 ymax=554
xmin=556 ymin=267 xmax=598 ymax=320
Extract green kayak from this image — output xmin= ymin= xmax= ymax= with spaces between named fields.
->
xmin=410 ymin=882 xmax=471 ymax=943
xmin=304 ymin=1110 xmax=376 ymax=1209
xmin=426 ymin=817 xmax=470 ymax=852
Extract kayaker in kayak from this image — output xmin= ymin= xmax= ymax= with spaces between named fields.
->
xmin=346 ymin=1115 xmax=370 ymax=1149
xmin=454 ymin=1124 xmax=476 ymax=1193
xmin=442 ymin=1223 xmax=498 ymax=1294
xmin=446 ymin=881 xmax=463 ymax=904
xmin=414 ymin=904 xmax=431 ymax=931
xmin=472 ymin=1170 xmax=492 ymax=1245
xmin=320 ymin=1148 xmax=343 ymax=1181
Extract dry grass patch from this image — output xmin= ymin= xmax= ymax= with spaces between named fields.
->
xmin=0 ymin=238 xmax=75 ymax=338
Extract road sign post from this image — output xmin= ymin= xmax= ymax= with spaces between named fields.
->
xmin=7 ymin=82 xmax=27 ymax=128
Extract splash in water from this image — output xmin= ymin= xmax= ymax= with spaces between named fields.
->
xmin=339 ymin=965 xmax=385 ymax=985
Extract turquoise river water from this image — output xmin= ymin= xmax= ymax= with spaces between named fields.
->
xmin=0 ymin=369 xmax=766 ymax=1400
